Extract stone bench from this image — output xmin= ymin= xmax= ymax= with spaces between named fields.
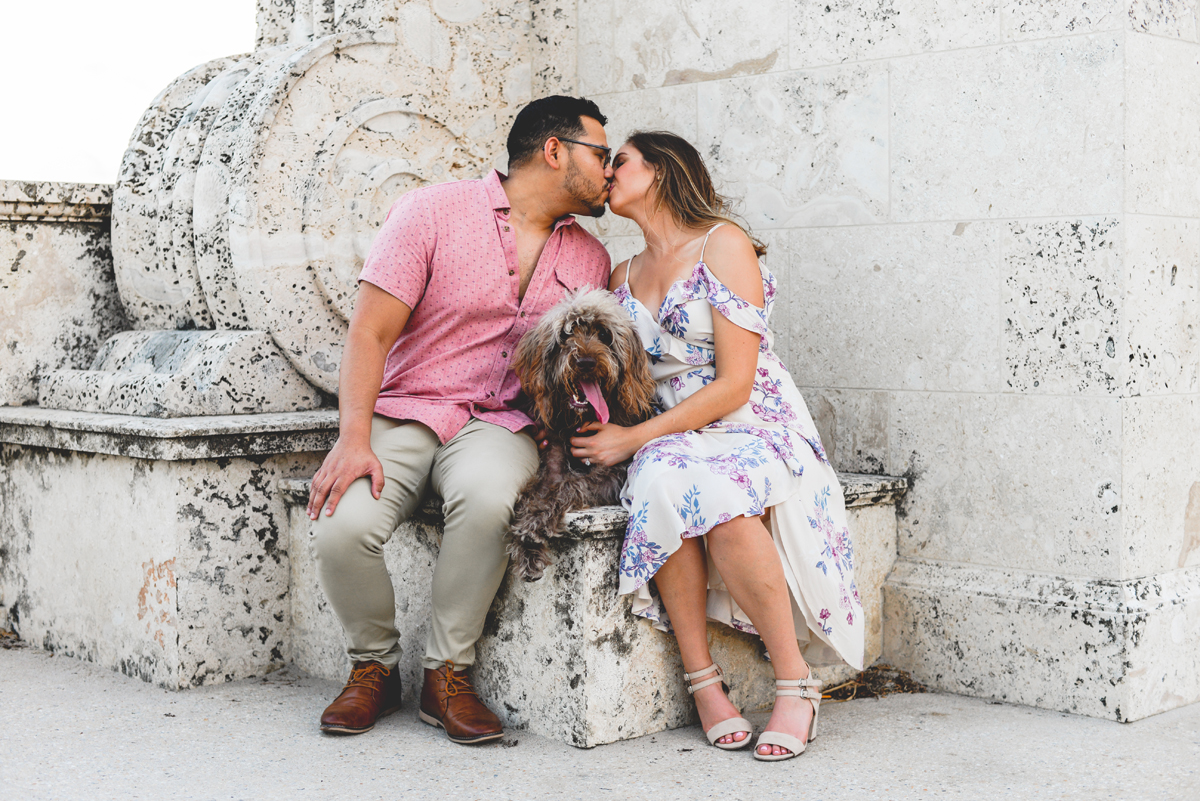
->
xmin=278 ymin=473 xmax=907 ymax=747
xmin=0 ymin=407 xmax=906 ymax=748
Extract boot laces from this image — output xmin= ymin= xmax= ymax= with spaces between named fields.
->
xmin=343 ymin=663 xmax=387 ymax=692
xmin=439 ymin=660 xmax=477 ymax=697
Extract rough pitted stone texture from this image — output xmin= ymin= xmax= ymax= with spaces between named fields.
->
xmin=280 ymin=475 xmax=902 ymax=746
xmin=194 ymin=46 xmax=301 ymax=331
xmin=36 ymin=330 xmax=323 ymax=418
xmin=112 ymin=56 xmax=244 ymax=331
xmin=530 ymin=0 xmax=578 ymax=95
xmin=157 ymin=52 xmax=277 ymax=330
xmin=0 ymin=181 xmax=112 ymax=222
xmin=1004 ymin=219 xmax=1121 ymax=395
xmin=884 ymin=558 xmax=1200 ymax=722
xmin=0 ymin=442 xmax=322 ymax=689
xmin=1 ymin=183 xmax=126 ymax=407
xmin=224 ymin=11 xmax=532 ymax=391
xmin=0 ymin=407 xmax=338 ymax=461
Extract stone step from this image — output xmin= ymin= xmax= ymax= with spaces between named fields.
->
xmin=277 ymin=473 xmax=906 ymax=747
xmin=37 ymin=330 xmax=324 ymax=417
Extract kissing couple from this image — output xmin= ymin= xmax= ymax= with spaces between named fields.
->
xmin=305 ymin=94 xmax=863 ymax=761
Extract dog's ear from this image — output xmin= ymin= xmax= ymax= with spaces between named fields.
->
xmin=514 ymin=325 xmax=555 ymax=427
xmin=613 ymin=320 xmax=657 ymax=425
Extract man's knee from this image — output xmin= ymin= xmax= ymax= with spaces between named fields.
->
xmin=440 ymin=474 xmax=526 ymax=535
xmin=310 ymin=478 xmax=393 ymax=561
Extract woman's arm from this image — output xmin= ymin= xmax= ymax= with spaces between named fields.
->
xmin=573 ymin=227 xmax=766 ymax=466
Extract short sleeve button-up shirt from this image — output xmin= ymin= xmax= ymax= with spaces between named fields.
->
xmin=358 ymin=169 xmax=612 ymax=443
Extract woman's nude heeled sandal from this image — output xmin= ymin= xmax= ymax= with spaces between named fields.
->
xmin=754 ymin=676 xmax=821 ymax=762
xmin=685 ymin=664 xmax=754 ymax=750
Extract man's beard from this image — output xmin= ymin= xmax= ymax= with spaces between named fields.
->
xmin=564 ymin=159 xmax=608 ymax=218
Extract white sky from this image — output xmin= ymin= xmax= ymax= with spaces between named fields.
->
xmin=0 ymin=1 xmax=256 ymax=184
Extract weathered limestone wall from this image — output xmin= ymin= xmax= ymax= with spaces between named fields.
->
xmin=556 ymin=2 xmax=1200 ymax=721
xmin=0 ymin=182 xmax=126 ymax=407
xmin=0 ymin=408 xmax=335 ymax=684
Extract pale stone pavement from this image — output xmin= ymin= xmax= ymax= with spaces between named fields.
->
xmin=1 ymin=645 xmax=1197 ymax=801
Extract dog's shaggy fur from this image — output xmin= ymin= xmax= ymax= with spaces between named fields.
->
xmin=508 ymin=287 xmax=658 ymax=581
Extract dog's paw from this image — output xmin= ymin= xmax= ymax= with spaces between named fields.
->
xmin=506 ymin=536 xmax=550 ymax=582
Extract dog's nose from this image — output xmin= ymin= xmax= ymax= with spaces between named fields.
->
xmin=576 ymin=355 xmax=596 ymax=373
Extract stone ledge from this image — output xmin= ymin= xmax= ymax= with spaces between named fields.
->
xmin=888 ymin=558 xmax=1200 ymax=615
xmin=278 ymin=472 xmax=906 ymax=539
xmin=883 ymin=558 xmax=1200 ymax=722
xmin=0 ymin=407 xmax=338 ymax=460
xmin=0 ymin=180 xmax=112 ymax=222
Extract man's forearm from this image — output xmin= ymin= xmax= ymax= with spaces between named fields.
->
xmin=336 ymin=328 xmax=389 ymax=443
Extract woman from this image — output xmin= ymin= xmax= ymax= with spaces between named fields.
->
xmin=569 ymin=131 xmax=863 ymax=761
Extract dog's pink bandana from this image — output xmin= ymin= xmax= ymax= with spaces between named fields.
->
xmin=581 ymin=381 xmax=610 ymax=424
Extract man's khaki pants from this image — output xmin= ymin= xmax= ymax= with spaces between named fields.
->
xmin=311 ymin=415 xmax=539 ymax=670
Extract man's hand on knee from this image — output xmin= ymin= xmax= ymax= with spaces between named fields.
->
xmin=308 ymin=438 xmax=385 ymax=520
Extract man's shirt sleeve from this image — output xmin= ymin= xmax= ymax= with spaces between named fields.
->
xmin=358 ymin=191 xmax=433 ymax=308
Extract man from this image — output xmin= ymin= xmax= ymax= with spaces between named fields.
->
xmin=305 ymin=96 xmax=614 ymax=744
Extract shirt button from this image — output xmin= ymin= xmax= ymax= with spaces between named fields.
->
xmin=503 ymin=226 xmax=510 ymax=231
xmin=502 ymin=351 xmax=508 ymax=358
xmin=508 ymin=270 xmax=515 ymax=276
xmin=520 ymin=311 xmax=526 ymax=318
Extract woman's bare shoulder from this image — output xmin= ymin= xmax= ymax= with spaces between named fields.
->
xmin=700 ymin=225 xmax=763 ymax=304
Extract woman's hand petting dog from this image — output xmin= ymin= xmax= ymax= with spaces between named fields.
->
xmin=569 ymin=421 xmax=645 ymax=467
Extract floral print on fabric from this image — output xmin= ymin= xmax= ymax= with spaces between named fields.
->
xmin=615 ymin=232 xmax=865 ymax=670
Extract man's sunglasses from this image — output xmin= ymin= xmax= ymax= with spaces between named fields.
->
xmin=557 ymin=137 xmax=612 ymax=168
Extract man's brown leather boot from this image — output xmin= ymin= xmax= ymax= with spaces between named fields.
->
xmin=319 ymin=661 xmax=403 ymax=734
xmin=418 ymin=661 xmax=504 ymax=744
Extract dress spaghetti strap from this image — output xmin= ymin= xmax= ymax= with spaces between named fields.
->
xmin=699 ymin=223 xmax=726 ymax=263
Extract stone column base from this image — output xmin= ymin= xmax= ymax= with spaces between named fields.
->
xmin=0 ymin=407 xmax=337 ymax=687
xmin=883 ymin=559 xmax=1200 ymax=722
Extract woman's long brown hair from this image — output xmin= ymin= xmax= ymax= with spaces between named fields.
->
xmin=624 ymin=130 xmax=767 ymax=258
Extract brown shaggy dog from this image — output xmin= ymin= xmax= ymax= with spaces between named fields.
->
xmin=508 ymin=287 xmax=658 ymax=581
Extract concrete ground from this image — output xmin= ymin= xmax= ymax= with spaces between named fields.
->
xmin=1 ymin=645 xmax=1197 ymax=801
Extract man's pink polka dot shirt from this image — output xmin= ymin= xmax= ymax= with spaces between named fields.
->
xmin=358 ymin=169 xmax=612 ymax=443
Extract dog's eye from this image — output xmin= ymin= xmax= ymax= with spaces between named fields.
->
xmin=597 ymin=328 xmax=613 ymax=346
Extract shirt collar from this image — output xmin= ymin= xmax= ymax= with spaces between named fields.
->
xmin=487 ymin=168 xmax=577 ymax=231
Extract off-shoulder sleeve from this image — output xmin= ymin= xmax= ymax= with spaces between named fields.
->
xmin=695 ymin=263 xmax=774 ymax=336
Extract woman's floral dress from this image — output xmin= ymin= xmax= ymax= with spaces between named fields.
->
xmin=614 ymin=226 xmax=864 ymax=669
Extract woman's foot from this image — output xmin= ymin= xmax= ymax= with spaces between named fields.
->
xmin=756 ymin=689 xmax=816 ymax=757
xmin=690 ymin=680 xmax=751 ymax=746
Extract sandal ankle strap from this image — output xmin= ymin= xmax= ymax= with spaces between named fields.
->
xmin=684 ymin=663 xmax=726 ymax=695
xmin=775 ymin=677 xmax=822 ymax=700
xmin=683 ymin=664 xmax=720 ymax=682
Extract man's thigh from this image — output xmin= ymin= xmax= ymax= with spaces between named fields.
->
xmin=430 ymin=419 xmax=539 ymax=518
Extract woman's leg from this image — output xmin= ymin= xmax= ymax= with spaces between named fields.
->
xmin=706 ymin=514 xmax=814 ymax=757
xmin=653 ymin=537 xmax=750 ymax=746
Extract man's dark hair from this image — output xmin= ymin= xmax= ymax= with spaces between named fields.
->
xmin=506 ymin=95 xmax=608 ymax=169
